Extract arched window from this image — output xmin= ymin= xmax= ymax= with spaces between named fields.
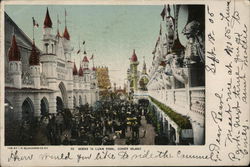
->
xmin=45 ymin=43 xmax=49 ymax=54
xmin=51 ymin=44 xmax=54 ymax=54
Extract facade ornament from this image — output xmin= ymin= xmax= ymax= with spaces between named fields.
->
xmin=40 ymin=73 xmax=48 ymax=86
xmin=22 ymin=72 xmax=34 ymax=85
xmin=182 ymin=20 xmax=205 ymax=65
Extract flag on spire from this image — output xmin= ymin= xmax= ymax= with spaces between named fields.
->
xmin=32 ymin=17 xmax=39 ymax=28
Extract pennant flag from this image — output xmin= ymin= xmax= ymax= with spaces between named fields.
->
xmin=83 ymin=41 xmax=85 ymax=45
xmin=32 ymin=17 xmax=39 ymax=28
xmin=77 ymin=49 xmax=81 ymax=54
xmin=90 ymin=54 xmax=94 ymax=60
xmin=160 ymin=5 xmax=166 ymax=20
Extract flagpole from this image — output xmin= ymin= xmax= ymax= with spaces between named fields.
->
xmin=57 ymin=14 xmax=59 ymax=33
xmin=32 ymin=17 xmax=34 ymax=41
xmin=65 ymin=9 xmax=67 ymax=27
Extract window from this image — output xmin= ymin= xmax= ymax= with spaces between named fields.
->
xmin=45 ymin=43 xmax=49 ymax=54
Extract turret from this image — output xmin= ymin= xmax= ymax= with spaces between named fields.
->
xmin=40 ymin=7 xmax=57 ymax=89
xmin=42 ymin=7 xmax=55 ymax=55
xmin=43 ymin=7 xmax=52 ymax=35
xmin=130 ymin=49 xmax=139 ymax=91
xmin=8 ymin=34 xmax=22 ymax=89
xmin=63 ymin=26 xmax=73 ymax=61
xmin=29 ymin=41 xmax=40 ymax=89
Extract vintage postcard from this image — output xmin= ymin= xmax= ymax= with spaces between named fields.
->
xmin=0 ymin=0 xmax=249 ymax=166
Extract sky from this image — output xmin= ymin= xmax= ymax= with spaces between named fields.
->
xmin=5 ymin=5 xmax=166 ymax=88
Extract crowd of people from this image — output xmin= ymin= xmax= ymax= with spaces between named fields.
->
xmin=18 ymin=98 xmax=149 ymax=145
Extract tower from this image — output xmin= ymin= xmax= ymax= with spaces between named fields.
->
xmin=40 ymin=8 xmax=57 ymax=90
xmin=8 ymin=34 xmax=22 ymax=89
xmin=29 ymin=41 xmax=40 ymax=89
xmin=130 ymin=49 xmax=139 ymax=91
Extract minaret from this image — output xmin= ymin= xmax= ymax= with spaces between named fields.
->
xmin=130 ymin=49 xmax=139 ymax=91
xmin=29 ymin=41 xmax=40 ymax=89
xmin=8 ymin=34 xmax=22 ymax=89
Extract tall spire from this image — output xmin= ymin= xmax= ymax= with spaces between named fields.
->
xmin=160 ymin=5 xmax=166 ymax=20
xmin=29 ymin=41 xmax=40 ymax=66
xmin=63 ymin=9 xmax=70 ymax=40
xmin=44 ymin=7 xmax=52 ymax=28
xmin=8 ymin=34 xmax=21 ymax=61
xmin=73 ymin=62 xmax=78 ymax=75
xmin=63 ymin=26 xmax=70 ymax=40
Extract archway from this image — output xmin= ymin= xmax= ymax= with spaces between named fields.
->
xmin=58 ymin=82 xmax=68 ymax=108
xmin=40 ymin=97 xmax=49 ymax=116
xmin=56 ymin=96 xmax=64 ymax=112
xmin=22 ymin=97 xmax=35 ymax=123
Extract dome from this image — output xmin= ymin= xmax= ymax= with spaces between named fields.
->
xmin=131 ymin=49 xmax=138 ymax=62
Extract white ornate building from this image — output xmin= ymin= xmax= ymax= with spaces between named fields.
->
xmin=4 ymin=8 xmax=99 ymax=121
xmin=134 ymin=5 xmax=205 ymax=145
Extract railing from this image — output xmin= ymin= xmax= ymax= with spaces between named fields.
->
xmin=149 ymin=87 xmax=205 ymax=117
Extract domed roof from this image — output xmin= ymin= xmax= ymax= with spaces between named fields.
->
xmin=131 ymin=49 xmax=138 ymax=62
xmin=63 ymin=26 xmax=70 ymax=40
xmin=8 ymin=34 xmax=21 ymax=61
xmin=29 ymin=42 xmax=40 ymax=66
xmin=73 ymin=62 xmax=78 ymax=75
xmin=44 ymin=8 xmax=52 ymax=28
